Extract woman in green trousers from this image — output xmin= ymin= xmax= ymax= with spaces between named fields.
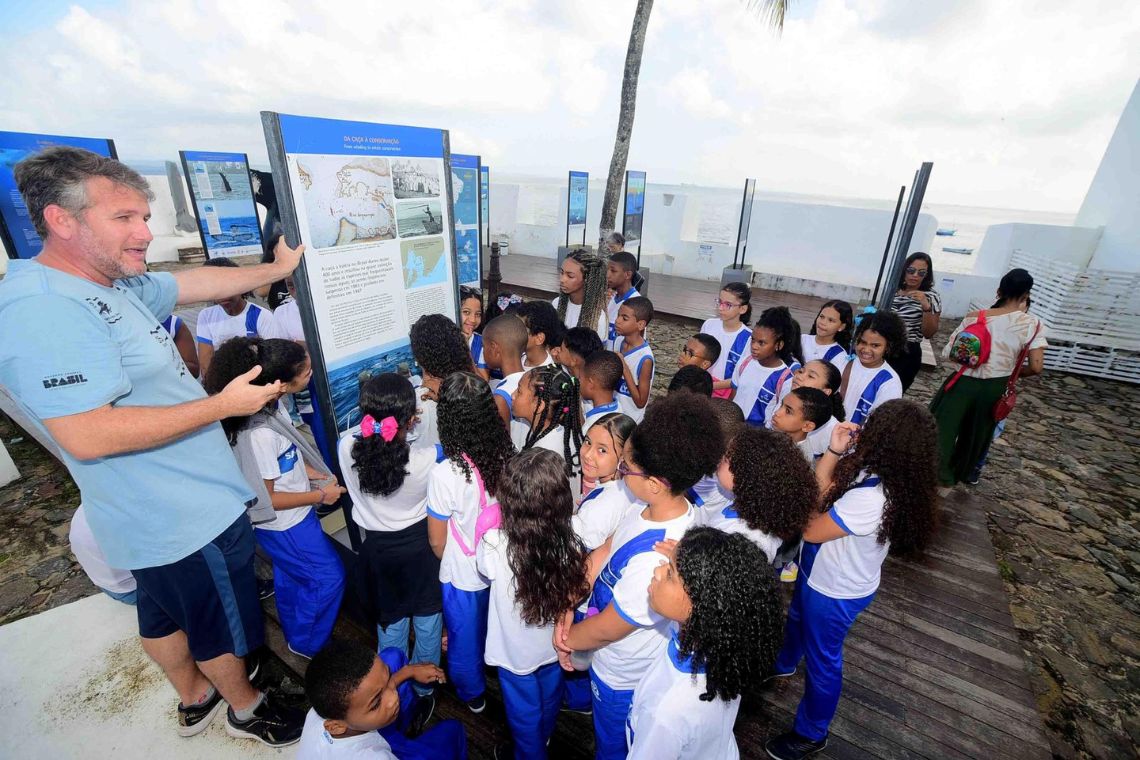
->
xmin=930 ymin=269 xmax=1047 ymax=486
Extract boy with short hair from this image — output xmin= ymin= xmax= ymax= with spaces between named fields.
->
xmin=195 ymin=256 xmax=277 ymax=379
xmin=580 ymin=351 xmax=624 ymax=434
xmin=482 ymin=314 xmax=529 ymax=448
xmin=612 ymin=296 xmax=655 ymax=423
xmin=513 ymin=300 xmax=562 ymax=370
xmin=667 ymin=365 xmax=713 ymax=397
xmin=298 ymin=638 xmax=466 ymax=759
xmin=677 ymin=332 xmax=720 ymax=373
xmin=605 ymin=251 xmax=640 ymax=346
xmin=559 ymin=327 xmax=605 ymax=383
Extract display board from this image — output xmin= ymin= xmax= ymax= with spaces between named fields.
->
xmin=622 ymin=170 xmax=646 ymax=250
xmin=480 ymin=165 xmax=490 ymax=251
xmin=178 ymin=151 xmax=263 ymax=259
xmin=567 ymin=170 xmax=588 ymax=246
xmin=261 ymin=111 xmax=459 ymax=459
xmin=450 ymin=153 xmax=481 ymax=288
xmin=0 ymin=130 xmax=116 ymax=259
xmin=733 ymin=178 xmax=757 ymax=269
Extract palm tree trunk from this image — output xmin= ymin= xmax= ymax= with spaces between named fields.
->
xmin=598 ymin=0 xmax=654 ymax=251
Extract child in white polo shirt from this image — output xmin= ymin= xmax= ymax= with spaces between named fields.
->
xmin=765 ymin=400 xmax=938 ymax=760
xmin=478 ymin=449 xmax=590 ymax=759
xmin=627 ymin=527 xmax=784 ymax=759
xmin=556 ymin=393 xmax=724 ymax=760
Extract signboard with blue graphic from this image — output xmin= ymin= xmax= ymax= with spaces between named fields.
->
xmin=0 ymin=130 xmax=116 ymax=259
xmin=262 ymin=111 xmax=459 ymax=484
xmin=480 ymin=165 xmax=490 ymax=252
xmin=451 ymin=153 xmax=481 ymax=287
xmin=567 ymin=170 xmax=588 ymax=246
xmin=178 ymin=150 xmax=263 ymax=259
xmin=622 ymin=170 xmax=646 ymax=249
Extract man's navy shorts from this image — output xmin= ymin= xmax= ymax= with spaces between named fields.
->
xmin=132 ymin=515 xmax=264 ymax=661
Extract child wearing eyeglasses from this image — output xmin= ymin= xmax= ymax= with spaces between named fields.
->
xmin=554 ymin=393 xmax=724 ymax=760
xmin=700 ymin=282 xmax=752 ymax=400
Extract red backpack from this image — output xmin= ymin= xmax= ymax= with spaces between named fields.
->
xmin=944 ymin=310 xmax=992 ymax=391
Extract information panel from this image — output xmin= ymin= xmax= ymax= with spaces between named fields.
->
xmin=451 ymin=153 xmax=481 ymax=288
xmin=178 ymin=150 xmax=263 ymax=259
xmin=567 ymin=170 xmax=588 ymax=246
xmin=622 ymin=170 xmax=646 ymax=248
xmin=0 ymin=130 xmax=116 ymax=259
xmin=480 ymin=165 xmax=490 ymax=251
xmin=262 ymin=112 xmax=458 ymax=448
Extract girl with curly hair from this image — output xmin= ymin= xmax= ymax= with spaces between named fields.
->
xmin=511 ymin=364 xmax=585 ymax=477
xmin=628 ymin=527 xmax=783 ymax=759
xmin=336 ymin=373 xmax=445 ymax=694
xmin=765 ymin=399 xmax=938 ymax=760
xmin=203 ymin=337 xmax=347 ymax=658
xmin=478 ymin=449 xmax=590 ymax=758
xmin=709 ymin=426 xmax=818 ymax=564
xmin=425 ymin=371 xmax=515 ymax=714
xmin=407 ymin=313 xmax=475 ymax=450
xmin=554 ymin=249 xmax=609 ymax=342
xmin=803 ymin=300 xmax=853 ymax=372
xmin=557 ymin=393 xmax=724 ymax=760
xmin=842 ymin=310 xmax=905 ymax=426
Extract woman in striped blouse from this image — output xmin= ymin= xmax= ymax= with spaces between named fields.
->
xmin=888 ymin=252 xmax=941 ymax=391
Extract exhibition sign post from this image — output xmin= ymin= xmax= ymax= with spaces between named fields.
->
xmin=622 ymin=170 xmax=646 ymax=265
xmin=262 ymin=111 xmax=460 ymax=547
xmin=451 ymin=153 xmax=482 ymax=288
xmin=721 ymin=178 xmax=757 ymax=287
xmin=178 ymin=151 xmax=264 ymax=259
xmin=566 ymin=170 xmax=588 ymax=247
xmin=0 ymin=130 xmax=116 ymax=260
xmin=480 ymin=165 xmax=491 ymax=257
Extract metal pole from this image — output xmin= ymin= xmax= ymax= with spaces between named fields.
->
xmin=871 ymin=185 xmax=906 ymax=304
xmin=488 ymin=242 xmax=502 ymax=309
xmin=876 ymin=163 xmax=933 ymax=313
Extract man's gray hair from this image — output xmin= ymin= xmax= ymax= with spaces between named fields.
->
xmin=14 ymin=146 xmax=154 ymax=238
xmin=606 ymin=231 xmax=625 ymax=247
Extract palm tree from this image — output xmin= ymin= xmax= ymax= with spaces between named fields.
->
xmin=596 ymin=0 xmax=789 ymax=251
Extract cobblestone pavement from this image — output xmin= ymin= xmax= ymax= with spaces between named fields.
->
xmin=1 ymin=300 xmax=1136 ymax=758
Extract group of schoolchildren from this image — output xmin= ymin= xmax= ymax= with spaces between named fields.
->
xmin=189 ymin=246 xmax=940 ymax=760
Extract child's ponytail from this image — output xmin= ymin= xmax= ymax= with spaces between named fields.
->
xmin=812 ymin=359 xmax=846 ymax=422
xmin=756 ymin=306 xmax=802 ymax=367
xmin=523 ymin=365 xmax=585 ymax=477
xmin=352 ymin=373 xmax=417 ymax=497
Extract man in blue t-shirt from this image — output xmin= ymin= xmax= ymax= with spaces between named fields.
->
xmin=0 ymin=147 xmax=306 ymax=747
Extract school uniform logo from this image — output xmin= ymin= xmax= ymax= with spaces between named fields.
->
xmin=41 ymin=372 xmax=88 ymax=389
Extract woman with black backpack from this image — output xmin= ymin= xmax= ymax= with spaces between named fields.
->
xmin=929 ymin=268 xmax=1048 ymax=488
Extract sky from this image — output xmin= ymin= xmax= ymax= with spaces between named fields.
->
xmin=1 ymin=0 xmax=1138 ymax=213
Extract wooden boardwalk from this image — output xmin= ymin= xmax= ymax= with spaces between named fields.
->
xmin=262 ymin=490 xmax=1053 ymax=759
xmin=493 ymin=252 xmax=830 ymax=330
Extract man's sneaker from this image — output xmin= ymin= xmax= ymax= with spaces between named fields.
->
xmin=780 ymin=562 xmax=799 ymax=583
xmin=287 ymin=642 xmax=312 ymax=661
xmin=765 ymin=730 xmax=828 ymax=760
xmin=407 ymin=693 xmax=436 ymax=739
xmin=177 ymin=688 xmax=225 ymax=737
xmin=561 ymin=702 xmax=593 ymax=716
xmin=466 ymin=695 xmax=487 ymax=714
xmin=965 ymin=468 xmax=982 ymax=486
xmin=257 ymin=578 xmax=275 ymax=600
xmin=225 ymin=694 xmax=305 ymax=747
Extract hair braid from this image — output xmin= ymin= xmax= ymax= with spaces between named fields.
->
xmin=557 ymin=249 xmax=608 ymax=335
xmin=522 ymin=365 xmax=584 ymax=477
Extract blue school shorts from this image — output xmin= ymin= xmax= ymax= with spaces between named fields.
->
xmin=132 ymin=515 xmax=264 ymax=661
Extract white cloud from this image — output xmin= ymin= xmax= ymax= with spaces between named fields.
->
xmin=0 ymin=0 xmax=1137 ymax=212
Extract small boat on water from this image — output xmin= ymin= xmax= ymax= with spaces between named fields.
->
xmin=936 ymin=228 xmax=957 ymax=236
xmin=943 ymin=246 xmax=974 ymax=254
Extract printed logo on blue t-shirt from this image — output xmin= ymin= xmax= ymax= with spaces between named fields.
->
xmin=277 ymin=443 xmax=300 ymax=474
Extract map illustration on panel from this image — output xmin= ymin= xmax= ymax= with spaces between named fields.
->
xmin=294 ymin=156 xmax=396 ymax=249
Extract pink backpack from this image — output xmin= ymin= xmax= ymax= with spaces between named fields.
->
xmin=944 ymin=310 xmax=992 ymax=391
xmin=448 ymin=454 xmax=501 ymax=557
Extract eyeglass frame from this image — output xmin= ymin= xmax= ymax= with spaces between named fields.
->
xmin=617 ymin=459 xmax=670 ymax=489
xmin=905 ymin=266 xmax=929 ymax=276
xmin=715 ymin=298 xmax=743 ymax=310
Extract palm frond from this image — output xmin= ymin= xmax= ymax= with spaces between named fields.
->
xmin=743 ymin=0 xmax=789 ymax=34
